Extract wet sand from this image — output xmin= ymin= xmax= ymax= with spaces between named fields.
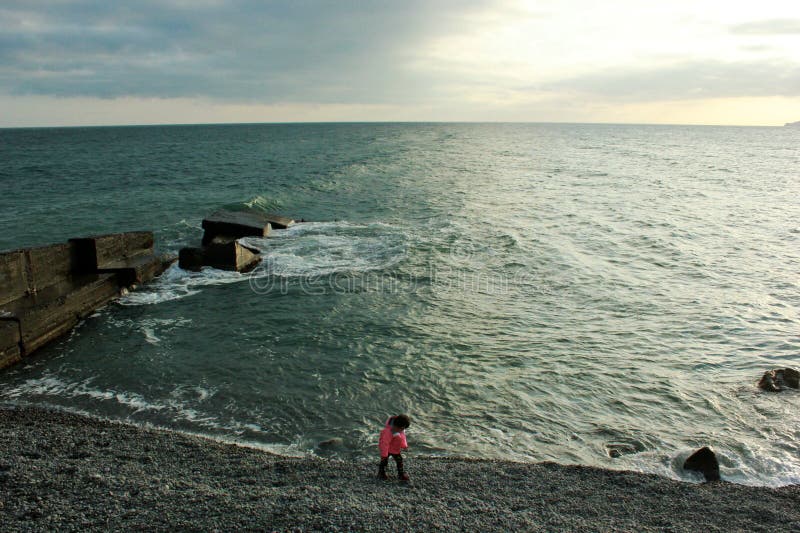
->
xmin=1 ymin=404 xmax=798 ymax=532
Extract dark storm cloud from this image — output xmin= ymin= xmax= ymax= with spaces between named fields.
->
xmin=0 ymin=0 xmax=488 ymax=103
xmin=541 ymin=60 xmax=800 ymax=101
xmin=730 ymin=19 xmax=800 ymax=35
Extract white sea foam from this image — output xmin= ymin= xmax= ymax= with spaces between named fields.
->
xmin=118 ymin=263 xmax=245 ymax=306
xmin=119 ymin=221 xmax=407 ymax=306
xmin=104 ymin=315 xmax=192 ymax=345
xmin=0 ymin=375 xmax=308 ymax=457
xmin=2 ymin=375 xmax=163 ymax=414
xmin=617 ymin=447 xmax=800 ymax=488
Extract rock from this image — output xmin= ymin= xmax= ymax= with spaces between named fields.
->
xmin=317 ymin=438 xmax=344 ymax=449
xmin=683 ymin=446 xmax=721 ymax=482
xmin=757 ymin=368 xmax=800 ymax=392
xmin=605 ymin=443 xmax=637 ymax=459
xmin=85 ymin=472 xmax=106 ymax=486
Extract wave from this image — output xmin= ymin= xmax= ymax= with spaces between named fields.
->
xmin=121 ymin=221 xmax=407 ymax=306
xmin=118 ymin=263 xmax=247 ymax=305
xmin=1 ymin=376 xmax=308 ymax=457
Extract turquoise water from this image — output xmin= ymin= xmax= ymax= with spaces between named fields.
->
xmin=1 ymin=123 xmax=798 ymax=486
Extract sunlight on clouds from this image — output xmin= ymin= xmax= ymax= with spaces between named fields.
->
xmin=1 ymin=0 xmax=799 ymax=125
xmin=419 ymin=0 xmax=800 ymax=81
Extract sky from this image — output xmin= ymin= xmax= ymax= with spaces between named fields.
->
xmin=1 ymin=0 xmax=799 ymax=127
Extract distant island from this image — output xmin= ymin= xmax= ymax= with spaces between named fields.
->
xmin=785 ymin=121 xmax=800 ymax=127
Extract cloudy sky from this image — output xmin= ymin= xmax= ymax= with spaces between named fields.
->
xmin=1 ymin=0 xmax=799 ymax=126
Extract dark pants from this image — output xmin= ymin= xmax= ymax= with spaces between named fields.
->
xmin=379 ymin=453 xmax=404 ymax=476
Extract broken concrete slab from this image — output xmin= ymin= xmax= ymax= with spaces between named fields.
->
xmin=178 ymin=247 xmax=205 ymax=272
xmin=193 ymin=240 xmax=261 ymax=273
xmin=264 ymin=213 xmax=294 ymax=230
xmin=96 ymin=254 xmax=176 ymax=286
xmin=201 ymin=210 xmax=273 ymax=245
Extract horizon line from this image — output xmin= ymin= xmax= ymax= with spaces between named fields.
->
xmin=0 ymin=119 xmax=794 ymax=130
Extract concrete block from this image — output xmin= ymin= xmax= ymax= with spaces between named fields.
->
xmin=0 ymin=250 xmax=28 ymax=307
xmin=25 ymin=242 xmax=78 ymax=293
xmin=178 ymin=248 xmax=205 ymax=272
xmin=17 ymin=299 xmax=80 ymax=354
xmin=70 ymin=231 xmax=154 ymax=272
xmin=97 ymin=253 xmax=175 ymax=286
xmin=0 ymin=342 xmax=22 ymax=370
xmin=64 ymin=273 xmax=121 ymax=319
xmin=13 ymin=273 xmax=120 ymax=354
xmin=201 ymin=240 xmax=261 ymax=272
xmin=264 ymin=214 xmax=294 ymax=230
xmin=0 ymin=319 xmax=22 ymax=370
xmin=201 ymin=210 xmax=273 ymax=244
xmin=1 ymin=232 xmax=172 ymax=370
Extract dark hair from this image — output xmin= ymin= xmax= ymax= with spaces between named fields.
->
xmin=393 ymin=414 xmax=411 ymax=429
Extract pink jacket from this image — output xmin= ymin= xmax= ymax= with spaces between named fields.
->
xmin=378 ymin=416 xmax=408 ymax=458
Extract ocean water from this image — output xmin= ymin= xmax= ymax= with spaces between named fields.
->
xmin=1 ymin=123 xmax=798 ymax=486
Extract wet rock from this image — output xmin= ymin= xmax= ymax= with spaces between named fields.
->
xmin=683 ymin=447 xmax=721 ymax=482
xmin=318 ymin=438 xmax=344 ymax=450
xmin=758 ymin=368 xmax=800 ymax=392
xmin=85 ymin=473 xmax=106 ymax=486
xmin=606 ymin=443 xmax=637 ymax=459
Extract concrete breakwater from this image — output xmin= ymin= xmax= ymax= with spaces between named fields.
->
xmin=179 ymin=209 xmax=296 ymax=272
xmin=0 ymin=232 xmax=174 ymax=371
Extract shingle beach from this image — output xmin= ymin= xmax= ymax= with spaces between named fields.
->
xmin=1 ymin=405 xmax=798 ymax=532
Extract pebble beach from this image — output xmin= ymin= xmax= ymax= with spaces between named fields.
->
xmin=1 ymin=404 xmax=798 ymax=532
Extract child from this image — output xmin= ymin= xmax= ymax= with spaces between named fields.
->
xmin=377 ymin=414 xmax=411 ymax=481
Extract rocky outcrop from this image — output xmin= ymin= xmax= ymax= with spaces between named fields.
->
xmin=757 ymin=368 xmax=800 ymax=392
xmin=683 ymin=447 xmax=721 ymax=482
xmin=0 ymin=232 xmax=174 ymax=371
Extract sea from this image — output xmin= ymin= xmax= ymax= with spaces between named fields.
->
xmin=0 ymin=122 xmax=798 ymax=486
